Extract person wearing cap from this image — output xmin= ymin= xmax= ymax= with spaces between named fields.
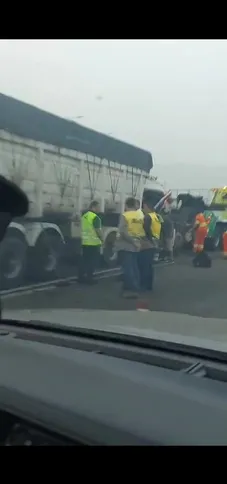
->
xmin=161 ymin=205 xmax=175 ymax=262
xmin=78 ymin=200 xmax=103 ymax=285
xmin=137 ymin=198 xmax=162 ymax=291
xmin=116 ymin=197 xmax=142 ymax=298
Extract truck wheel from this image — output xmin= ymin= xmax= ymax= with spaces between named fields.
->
xmin=30 ymin=232 xmax=64 ymax=281
xmin=103 ymin=232 xmax=118 ymax=268
xmin=0 ymin=235 xmax=28 ymax=289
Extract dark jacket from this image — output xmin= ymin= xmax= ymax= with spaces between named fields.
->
xmin=162 ymin=213 xmax=174 ymax=239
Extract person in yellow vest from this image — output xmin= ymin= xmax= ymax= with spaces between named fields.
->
xmin=138 ymin=198 xmax=162 ymax=291
xmin=117 ymin=197 xmax=143 ymax=298
xmin=78 ymin=200 xmax=103 ymax=285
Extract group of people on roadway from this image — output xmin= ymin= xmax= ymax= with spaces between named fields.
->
xmin=116 ymin=196 xmax=174 ymax=298
xmin=77 ymin=196 xmax=227 ymax=288
xmin=78 ymin=197 xmax=175 ymax=297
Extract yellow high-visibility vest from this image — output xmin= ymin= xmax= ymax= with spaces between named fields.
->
xmin=148 ymin=212 xmax=162 ymax=239
xmin=123 ymin=210 xmax=145 ymax=237
xmin=81 ymin=211 xmax=102 ymax=246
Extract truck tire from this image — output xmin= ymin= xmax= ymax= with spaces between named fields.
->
xmin=0 ymin=235 xmax=28 ymax=289
xmin=30 ymin=232 xmax=64 ymax=281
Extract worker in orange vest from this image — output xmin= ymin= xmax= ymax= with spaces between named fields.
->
xmin=193 ymin=212 xmax=208 ymax=253
xmin=222 ymin=231 xmax=227 ymax=258
xmin=192 ymin=211 xmax=212 ymax=267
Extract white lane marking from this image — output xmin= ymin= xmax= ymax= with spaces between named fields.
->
xmin=35 ymin=286 xmax=57 ymax=292
xmin=0 ymin=261 xmax=173 ymax=299
xmin=1 ymin=269 xmax=121 ymax=299
xmin=0 ymin=267 xmax=120 ymax=297
xmin=2 ymin=285 xmax=60 ymax=299
xmin=3 ymin=290 xmax=34 ymax=299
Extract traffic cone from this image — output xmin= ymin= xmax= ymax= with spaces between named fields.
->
xmin=136 ymin=299 xmax=150 ymax=312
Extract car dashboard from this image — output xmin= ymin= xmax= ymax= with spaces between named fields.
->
xmin=1 ymin=319 xmax=227 ymax=445
xmin=1 ymin=412 xmax=76 ymax=446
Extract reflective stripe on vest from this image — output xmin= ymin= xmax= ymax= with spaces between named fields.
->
xmin=123 ymin=210 xmax=145 ymax=237
xmin=81 ymin=211 xmax=102 ymax=246
xmin=149 ymin=212 xmax=162 ymax=239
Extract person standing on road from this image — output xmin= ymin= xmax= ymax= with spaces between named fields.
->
xmin=116 ymin=197 xmax=142 ymax=298
xmin=78 ymin=200 xmax=103 ymax=285
xmin=193 ymin=212 xmax=208 ymax=253
xmin=192 ymin=211 xmax=210 ymax=267
xmin=161 ymin=207 xmax=175 ymax=262
xmin=138 ymin=199 xmax=162 ymax=291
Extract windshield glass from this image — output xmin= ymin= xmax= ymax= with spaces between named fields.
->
xmin=0 ymin=39 xmax=226 ymax=353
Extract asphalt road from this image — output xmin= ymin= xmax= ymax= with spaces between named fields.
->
xmin=3 ymin=252 xmax=227 ymax=319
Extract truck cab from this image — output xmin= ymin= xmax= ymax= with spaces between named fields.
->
xmin=210 ymin=187 xmax=227 ymax=206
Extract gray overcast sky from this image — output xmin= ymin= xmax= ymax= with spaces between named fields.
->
xmin=0 ymin=39 xmax=227 ymax=189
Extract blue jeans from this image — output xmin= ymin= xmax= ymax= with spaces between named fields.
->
xmin=120 ymin=251 xmax=140 ymax=292
xmin=137 ymin=249 xmax=154 ymax=291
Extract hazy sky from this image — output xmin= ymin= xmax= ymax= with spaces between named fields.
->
xmin=0 ymin=39 xmax=226 ymax=189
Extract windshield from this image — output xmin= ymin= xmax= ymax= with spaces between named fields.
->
xmin=0 ymin=39 xmax=226 ymax=354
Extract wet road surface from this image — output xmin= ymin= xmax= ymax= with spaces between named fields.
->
xmin=3 ymin=253 xmax=227 ymax=319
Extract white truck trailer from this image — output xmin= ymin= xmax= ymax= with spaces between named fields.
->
xmin=0 ymin=93 xmax=166 ymax=289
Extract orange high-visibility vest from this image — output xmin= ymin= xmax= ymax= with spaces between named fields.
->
xmin=193 ymin=214 xmax=208 ymax=253
xmin=195 ymin=213 xmax=208 ymax=229
xmin=222 ymin=231 xmax=227 ymax=258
